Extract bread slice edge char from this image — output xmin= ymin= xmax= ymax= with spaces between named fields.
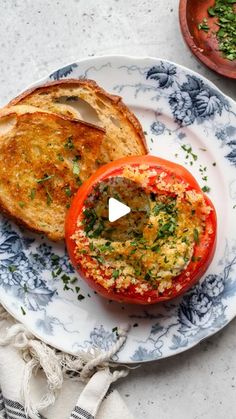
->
xmin=0 ymin=105 xmax=105 ymax=241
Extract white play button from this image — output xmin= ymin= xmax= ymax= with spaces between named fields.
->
xmin=108 ymin=197 xmax=131 ymax=222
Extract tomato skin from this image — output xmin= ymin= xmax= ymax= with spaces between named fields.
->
xmin=65 ymin=155 xmax=217 ymax=305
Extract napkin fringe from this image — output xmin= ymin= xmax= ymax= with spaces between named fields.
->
xmin=0 ymin=309 xmax=129 ymax=419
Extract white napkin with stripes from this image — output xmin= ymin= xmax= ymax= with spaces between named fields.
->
xmin=0 ymin=306 xmax=134 ymax=419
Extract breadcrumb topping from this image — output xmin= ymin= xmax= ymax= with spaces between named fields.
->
xmin=71 ymin=165 xmax=211 ymax=296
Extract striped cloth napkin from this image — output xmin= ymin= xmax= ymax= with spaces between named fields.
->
xmin=0 ymin=306 xmax=134 ymax=419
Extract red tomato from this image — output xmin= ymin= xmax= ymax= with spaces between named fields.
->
xmin=65 ymin=156 xmax=217 ymax=305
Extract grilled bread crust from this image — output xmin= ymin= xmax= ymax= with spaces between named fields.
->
xmin=9 ymin=79 xmax=148 ymax=163
xmin=0 ymin=105 xmax=105 ymax=240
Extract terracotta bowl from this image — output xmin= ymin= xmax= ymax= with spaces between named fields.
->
xmin=179 ymin=0 xmax=236 ymax=79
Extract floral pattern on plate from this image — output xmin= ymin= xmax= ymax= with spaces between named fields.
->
xmin=0 ymin=56 xmax=236 ymax=363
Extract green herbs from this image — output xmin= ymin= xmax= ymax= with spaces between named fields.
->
xmin=76 ymin=176 xmax=82 ymax=186
xmin=21 ymin=306 xmax=26 ymax=315
xmin=112 ymin=269 xmax=120 ymax=279
xmin=153 ymin=197 xmax=177 ymax=216
xmin=198 ymin=18 xmax=210 ymax=32
xmin=36 ymin=174 xmax=54 ymax=184
xmin=46 ymin=189 xmax=53 ymax=206
xmin=83 ymin=208 xmax=98 ymax=234
xmin=199 ymin=165 xmax=211 ymax=193
xmin=29 ymin=188 xmax=36 ymax=200
xmin=65 ymin=187 xmax=72 ymax=197
xmin=151 ymin=244 xmax=160 ymax=252
xmin=99 ymin=241 xmax=113 ymax=252
xmin=193 ymin=228 xmax=200 ymax=244
xmin=8 ymin=265 xmax=17 ymax=272
xmin=199 ymin=0 xmax=236 ymax=61
xmin=152 ymin=197 xmax=178 ymax=240
xmin=64 ymin=136 xmax=74 ymax=149
xmin=73 ymin=161 xmax=80 ymax=175
xmin=209 ymin=0 xmax=236 ymax=60
xmin=72 ymin=155 xmax=80 ymax=176
xmin=202 ymin=185 xmax=211 ymax=193
xmin=18 ymin=201 xmax=25 ymax=208
xmin=157 ymin=216 xmax=177 ymax=239
xmin=57 ymin=154 xmax=64 ymax=162
xmin=181 ymin=144 xmax=198 ymax=164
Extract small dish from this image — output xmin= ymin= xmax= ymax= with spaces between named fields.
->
xmin=179 ymin=0 xmax=236 ymax=79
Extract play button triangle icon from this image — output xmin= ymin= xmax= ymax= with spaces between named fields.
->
xmin=108 ymin=197 xmax=131 ymax=222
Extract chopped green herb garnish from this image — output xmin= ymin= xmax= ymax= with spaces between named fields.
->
xmin=57 ymin=154 xmax=64 ymax=161
xmin=193 ymin=228 xmax=200 ymax=244
xmin=51 ymin=254 xmax=60 ymax=263
xmin=80 ymin=249 xmax=87 ymax=254
xmin=29 ymin=188 xmax=36 ymax=200
xmin=77 ymin=294 xmax=85 ymax=301
xmin=133 ymin=323 xmax=139 ymax=328
xmin=73 ymin=161 xmax=80 ymax=175
xmin=112 ymin=326 xmax=118 ymax=333
xmin=93 ymin=255 xmax=105 ymax=264
xmin=202 ymin=185 xmax=211 ymax=193
xmin=63 ymin=284 xmax=73 ymax=291
xmin=112 ymin=269 xmax=120 ymax=279
xmin=76 ymin=176 xmax=82 ymax=186
xmin=8 ymin=265 xmax=17 ymax=272
xmin=208 ymin=0 xmax=236 ymax=61
xmin=18 ymin=201 xmax=25 ymax=208
xmin=36 ymin=174 xmax=54 ymax=183
xmin=181 ymin=144 xmax=198 ymax=162
xmin=46 ymin=189 xmax=53 ymax=206
xmin=65 ymin=187 xmax=72 ymax=197
xmin=75 ymin=286 xmax=80 ymax=293
xmin=61 ymin=274 xmax=70 ymax=283
xmin=198 ymin=17 xmax=210 ymax=32
xmin=70 ymin=277 xmax=77 ymax=284
xmin=135 ymin=266 xmax=142 ymax=276
xmin=151 ymin=244 xmax=160 ymax=252
xmin=21 ymin=306 xmax=26 ymax=315
xmin=73 ymin=155 xmax=81 ymax=162
xmin=23 ymin=283 xmax=28 ymax=293
xmin=64 ymin=136 xmax=74 ymax=149
xmin=89 ymin=242 xmax=95 ymax=251
xmin=56 ymin=267 xmax=62 ymax=275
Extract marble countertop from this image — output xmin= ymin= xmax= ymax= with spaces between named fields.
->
xmin=0 ymin=1 xmax=235 ymax=418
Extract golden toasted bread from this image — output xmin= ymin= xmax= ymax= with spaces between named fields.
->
xmin=0 ymin=105 xmax=104 ymax=241
xmin=9 ymin=79 xmax=148 ymax=163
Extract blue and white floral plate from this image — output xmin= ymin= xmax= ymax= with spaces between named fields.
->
xmin=1 ymin=56 xmax=236 ymax=363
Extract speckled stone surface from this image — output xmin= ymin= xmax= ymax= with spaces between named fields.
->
xmin=0 ymin=1 xmax=235 ymax=418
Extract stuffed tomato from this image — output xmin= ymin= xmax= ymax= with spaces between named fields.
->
xmin=65 ymin=156 xmax=217 ymax=305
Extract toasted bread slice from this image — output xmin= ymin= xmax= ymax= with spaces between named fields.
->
xmin=0 ymin=105 xmax=104 ymax=240
xmin=9 ymin=79 xmax=148 ymax=163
